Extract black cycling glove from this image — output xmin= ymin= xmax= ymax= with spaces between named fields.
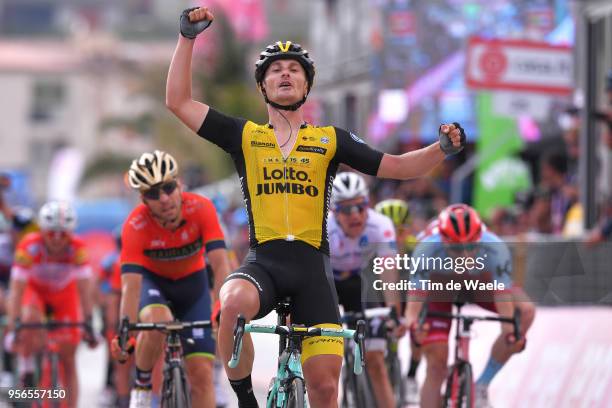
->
xmin=180 ymin=7 xmax=212 ymax=39
xmin=439 ymin=122 xmax=466 ymax=155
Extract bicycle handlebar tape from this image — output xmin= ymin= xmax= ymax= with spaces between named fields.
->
xmin=180 ymin=7 xmax=212 ymax=39
xmin=439 ymin=122 xmax=466 ymax=155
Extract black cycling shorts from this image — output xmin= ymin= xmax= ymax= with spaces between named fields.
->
xmin=225 ymin=239 xmax=340 ymax=326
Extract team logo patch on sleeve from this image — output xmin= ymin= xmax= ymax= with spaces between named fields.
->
xmin=14 ymin=249 xmax=33 ymax=267
xmin=350 ymin=132 xmax=365 ymax=144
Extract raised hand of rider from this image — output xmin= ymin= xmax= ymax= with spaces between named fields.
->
xmin=439 ymin=122 xmax=466 ymax=155
xmin=180 ymin=7 xmax=214 ymax=39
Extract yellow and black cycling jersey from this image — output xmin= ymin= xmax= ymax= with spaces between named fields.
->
xmin=198 ymin=108 xmax=383 ymax=254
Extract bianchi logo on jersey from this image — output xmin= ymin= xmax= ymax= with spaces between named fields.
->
xmin=143 ymin=238 xmax=203 ymax=260
xmin=251 ymin=140 xmax=275 ymax=148
xmin=350 ymin=132 xmax=365 ymax=144
xmin=256 ymin=167 xmax=319 ymax=197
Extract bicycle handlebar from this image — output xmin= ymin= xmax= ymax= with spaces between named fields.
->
xmin=117 ymin=316 xmax=212 ymax=354
xmin=417 ymin=303 xmax=522 ymax=340
xmin=342 ymin=306 xmax=401 ymax=326
xmin=15 ymin=321 xmax=88 ymax=332
xmin=228 ymin=315 xmax=367 ymax=374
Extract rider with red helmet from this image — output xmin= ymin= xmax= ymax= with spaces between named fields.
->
xmin=406 ymin=204 xmax=535 ymax=408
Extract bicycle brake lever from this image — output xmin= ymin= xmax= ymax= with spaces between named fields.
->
xmin=228 ymin=315 xmax=246 ymax=368
xmin=118 ymin=316 xmax=130 ymax=351
xmin=417 ymin=303 xmax=428 ymax=328
xmin=353 ymin=320 xmax=366 ymax=374
xmin=513 ymin=308 xmax=522 ymax=340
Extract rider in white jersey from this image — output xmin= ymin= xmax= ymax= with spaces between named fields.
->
xmin=328 ymin=208 xmax=396 ymax=277
xmin=328 ymin=172 xmax=404 ymax=408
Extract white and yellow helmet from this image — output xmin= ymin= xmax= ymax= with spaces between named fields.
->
xmin=128 ymin=150 xmax=178 ymax=190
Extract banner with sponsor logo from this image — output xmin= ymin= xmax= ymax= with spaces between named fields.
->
xmin=473 ymin=93 xmax=531 ymax=218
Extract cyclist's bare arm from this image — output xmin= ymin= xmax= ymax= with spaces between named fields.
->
xmin=207 ymin=248 xmax=231 ymax=302
xmin=6 ymin=278 xmax=26 ymax=328
xmin=494 ymin=292 xmax=515 ymax=334
xmin=377 ymin=124 xmax=463 ymax=179
xmin=166 ymin=8 xmax=213 ymax=132
xmin=405 ymin=296 xmax=424 ymax=327
xmin=76 ymin=277 xmax=94 ymax=318
xmin=119 ymin=272 xmax=143 ymax=323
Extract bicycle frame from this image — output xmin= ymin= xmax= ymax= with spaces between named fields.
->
xmin=341 ymin=307 xmax=400 ymax=408
xmin=229 ymin=312 xmax=366 ymax=408
xmin=266 ymin=303 xmax=304 ymax=408
xmin=453 ymin=304 xmax=472 ymax=364
xmin=418 ymin=301 xmax=521 ymax=408
xmin=15 ymin=320 xmax=87 ymax=408
xmin=118 ymin=318 xmax=213 ymax=408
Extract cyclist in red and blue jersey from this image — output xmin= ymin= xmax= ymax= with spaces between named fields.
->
xmin=110 ymin=150 xmax=231 ymax=408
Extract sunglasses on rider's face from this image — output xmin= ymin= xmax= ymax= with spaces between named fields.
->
xmin=142 ymin=180 xmax=178 ymax=200
xmin=336 ymin=202 xmax=368 ymax=215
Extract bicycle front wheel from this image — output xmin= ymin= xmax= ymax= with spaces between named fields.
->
xmin=162 ymin=365 xmax=191 ymax=408
xmin=443 ymin=363 xmax=473 ymax=408
xmin=387 ymin=352 xmax=406 ymax=408
xmin=286 ymin=377 xmax=305 ymax=408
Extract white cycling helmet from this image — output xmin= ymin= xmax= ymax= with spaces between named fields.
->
xmin=38 ymin=201 xmax=77 ymax=231
xmin=128 ymin=150 xmax=178 ymax=190
xmin=331 ymin=172 xmax=369 ymax=206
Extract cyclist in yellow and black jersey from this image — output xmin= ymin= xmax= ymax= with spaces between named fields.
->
xmin=167 ymin=7 xmax=466 ymax=408
xmin=198 ymin=109 xmax=383 ymax=254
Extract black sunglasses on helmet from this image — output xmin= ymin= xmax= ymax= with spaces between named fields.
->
xmin=336 ymin=202 xmax=368 ymax=215
xmin=142 ymin=180 xmax=178 ymax=200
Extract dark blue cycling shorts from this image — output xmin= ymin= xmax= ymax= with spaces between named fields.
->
xmin=139 ymin=269 xmax=215 ymax=358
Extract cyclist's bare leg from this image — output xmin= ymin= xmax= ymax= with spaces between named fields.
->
xmin=136 ymin=305 xmax=173 ymax=370
xmin=303 ymin=354 xmax=341 ymax=408
xmin=15 ymin=306 xmax=44 ymax=381
xmin=58 ymin=342 xmax=78 ymax=408
xmin=366 ymin=350 xmax=395 ymax=408
xmin=218 ymin=279 xmax=260 ymax=379
xmin=185 ymin=356 xmax=215 ymax=408
xmin=18 ymin=306 xmax=45 ymax=356
xmin=421 ymin=342 xmax=448 ymax=408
